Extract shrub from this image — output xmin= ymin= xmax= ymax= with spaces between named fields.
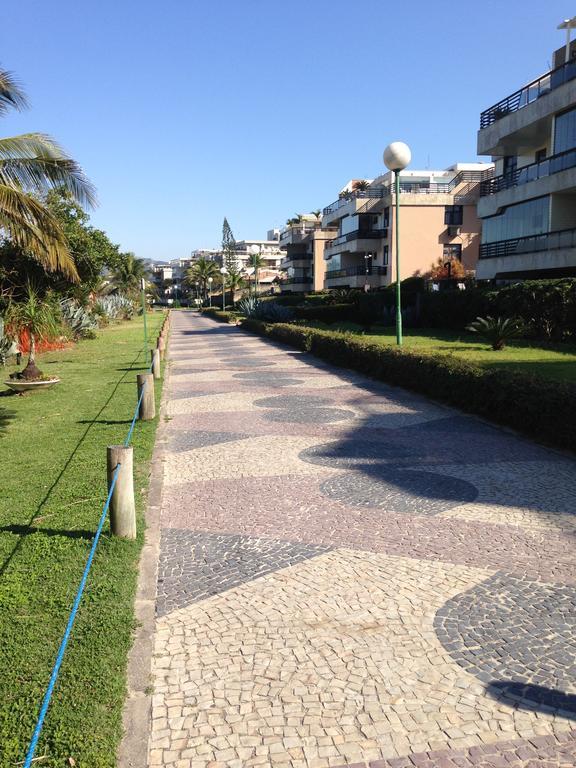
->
xmin=236 ymin=297 xmax=294 ymax=322
xmin=201 ymin=307 xmax=237 ymax=323
xmin=466 ymin=316 xmax=524 ymax=350
xmin=240 ymin=320 xmax=576 ymax=451
xmin=294 ymin=304 xmax=355 ymax=324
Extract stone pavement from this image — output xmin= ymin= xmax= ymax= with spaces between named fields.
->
xmin=147 ymin=312 xmax=576 ymax=768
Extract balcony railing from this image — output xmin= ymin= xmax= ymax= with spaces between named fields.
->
xmin=323 ymin=171 xmax=485 ymax=215
xmin=479 ymin=227 xmax=576 ymax=260
xmin=480 ymin=58 xmax=576 ymax=129
xmin=325 ymin=229 xmax=388 ymax=250
xmin=279 ymin=224 xmax=320 ymax=242
xmin=281 ymin=252 xmax=313 ymax=261
xmin=479 ymin=147 xmax=576 ymax=196
xmin=325 ymin=266 xmax=388 ymax=279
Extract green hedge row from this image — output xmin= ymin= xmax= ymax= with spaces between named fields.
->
xmin=200 ymin=307 xmax=237 ymax=323
xmin=240 ymin=319 xmax=576 ymax=451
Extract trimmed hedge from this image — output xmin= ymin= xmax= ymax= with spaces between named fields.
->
xmin=240 ymin=319 xmax=576 ymax=452
xmin=200 ymin=307 xmax=238 ymax=323
xmin=294 ymin=303 xmax=355 ymax=323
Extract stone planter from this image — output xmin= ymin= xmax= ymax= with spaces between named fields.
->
xmin=4 ymin=377 xmax=60 ymax=393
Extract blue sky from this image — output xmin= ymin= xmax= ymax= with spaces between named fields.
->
xmin=2 ymin=0 xmax=573 ymax=259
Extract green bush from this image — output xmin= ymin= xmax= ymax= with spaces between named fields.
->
xmin=294 ymin=303 xmax=355 ymax=324
xmin=200 ymin=307 xmax=237 ymax=323
xmin=240 ymin=320 xmax=576 ymax=451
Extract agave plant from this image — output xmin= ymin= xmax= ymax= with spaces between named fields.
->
xmin=236 ymin=297 xmax=294 ymax=323
xmin=466 ymin=316 xmax=524 ymax=351
xmin=95 ymin=294 xmax=135 ymax=320
xmin=59 ymin=298 xmax=98 ymax=338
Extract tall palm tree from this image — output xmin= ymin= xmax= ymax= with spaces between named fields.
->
xmin=185 ymin=257 xmax=219 ymax=300
xmin=247 ymin=251 xmax=265 ymax=296
xmin=106 ymin=253 xmax=149 ymax=298
xmin=0 ymin=69 xmax=96 ymax=280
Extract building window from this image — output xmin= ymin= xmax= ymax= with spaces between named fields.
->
xmin=444 ymin=205 xmax=463 ymax=226
xmin=382 ymin=245 xmax=389 ymax=265
xmin=535 ymin=148 xmax=547 ymax=163
xmin=481 ymin=196 xmax=549 ymax=243
xmin=382 ymin=207 xmax=390 ymax=228
xmin=443 ymin=244 xmax=462 ymax=261
xmin=555 ymin=106 xmax=576 ymax=154
xmin=503 ymin=155 xmax=517 ymax=178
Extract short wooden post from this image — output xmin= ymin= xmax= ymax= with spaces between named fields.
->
xmin=157 ymin=336 xmax=165 ymax=361
xmin=151 ymin=348 xmax=161 ymax=380
xmin=137 ymin=372 xmax=155 ymax=420
xmin=107 ymin=445 xmax=136 ymax=539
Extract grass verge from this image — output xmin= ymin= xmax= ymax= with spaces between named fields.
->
xmin=295 ymin=322 xmax=576 ymax=383
xmin=0 ymin=313 xmax=164 ymax=767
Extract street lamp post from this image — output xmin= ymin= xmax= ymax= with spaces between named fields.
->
xmin=220 ymin=267 xmax=228 ymax=310
xmin=383 ymin=141 xmax=411 ymax=346
xmin=208 ymin=276 xmax=213 ymax=307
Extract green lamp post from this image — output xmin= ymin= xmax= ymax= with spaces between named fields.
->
xmin=383 ymin=141 xmax=411 ymax=346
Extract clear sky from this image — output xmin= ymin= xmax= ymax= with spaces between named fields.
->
xmin=2 ymin=0 xmax=573 ymax=259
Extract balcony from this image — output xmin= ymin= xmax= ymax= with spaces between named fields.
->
xmin=324 ymin=229 xmax=388 ymax=253
xmin=325 ymin=266 xmax=388 ymax=279
xmin=480 ymin=58 xmax=576 ymax=129
xmin=279 ymin=225 xmax=320 ymax=244
xmin=479 ymin=227 xmax=576 ymax=260
xmin=480 ymin=148 xmax=576 ymax=196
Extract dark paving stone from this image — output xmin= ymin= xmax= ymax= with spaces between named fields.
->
xmin=168 ymin=430 xmax=249 ymax=452
xmin=299 ymin=439 xmax=419 ymax=468
xmin=233 ymin=371 xmax=305 ymax=387
xmin=264 ymin=407 xmax=356 ymax=424
xmin=435 ymin=573 xmax=576 ymax=712
xmin=227 ymin=358 xmax=276 ymax=368
xmin=156 ymin=530 xmax=331 ymax=616
xmin=319 ymin=468 xmax=478 ymax=514
xmin=254 ymin=395 xmax=334 ymax=409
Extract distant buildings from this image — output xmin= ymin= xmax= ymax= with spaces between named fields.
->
xmin=476 ymin=41 xmax=576 ymax=280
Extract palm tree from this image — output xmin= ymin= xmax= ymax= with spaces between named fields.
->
xmin=247 ymin=251 xmax=265 ymax=296
xmin=224 ymin=269 xmax=244 ymax=306
xmin=311 ymin=209 xmax=322 ymax=220
xmin=0 ymin=69 xmax=96 ymax=280
xmin=106 ymin=253 xmax=149 ymax=298
xmin=6 ymin=284 xmax=59 ymax=379
xmin=185 ymin=257 xmax=219 ymax=301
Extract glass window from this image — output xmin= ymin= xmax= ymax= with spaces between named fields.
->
xmin=443 ymin=244 xmax=462 ymax=261
xmin=481 ymin=196 xmax=549 ymax=243
xmin=555 ymin=107 xmax=576 ymax=154
xmin=382 ymin=245 xmax=389 ymax=265
xmin=444 ymin=205 xmax=463 ymax=226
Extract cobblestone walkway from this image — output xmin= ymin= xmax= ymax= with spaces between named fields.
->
xmin=148 ymin=312 xmax=576 ymax=768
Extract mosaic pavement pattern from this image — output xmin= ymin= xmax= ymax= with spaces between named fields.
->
xmin=149 ymin=312 xmax=576 ymax=768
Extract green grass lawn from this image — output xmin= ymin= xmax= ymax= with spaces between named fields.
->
xmin=0 ymin=313 xmax=164 ymax=767
xmin=301 ymin=322 xmax=576 ymax=383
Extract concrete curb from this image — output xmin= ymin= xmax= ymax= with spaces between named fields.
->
xmin=117 ymin=332 xmax=172 ymax=768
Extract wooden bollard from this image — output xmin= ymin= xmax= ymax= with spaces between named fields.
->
xmin=151 ymin=348 xmax=161 ymax=380
xmin=107 ymin=445 xmax=136 ymax=539
xmin=157 ymin=336 xmax=165 ymax=361
xmin=137 ymin=372 xmax=155 ymax=420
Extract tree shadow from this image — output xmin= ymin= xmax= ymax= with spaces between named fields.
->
xmin=0 ymin=345 xmax=148 ymax=579
xmin=486 ymin=680 xmax=576 ymax=716
xmin=77 ymin=418 xmax=133 ymax=425
xmin=0 ymin=405 xmax=15 ymax=435
xmin=0 ymin=524 xmax=94 ymax=541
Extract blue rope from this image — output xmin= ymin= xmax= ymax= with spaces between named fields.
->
xmin=124 ymin=380 xmax=147 ymax=447
xmin=22 ymin=462 xmax=122 ymax=768
xmin=23 ymin=343 xmax=160 ymax=765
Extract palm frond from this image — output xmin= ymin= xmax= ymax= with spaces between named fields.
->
xmin=0 ymin=69 xmax=27 ymax=116
xmin=0 ymin=184 xmax=78 ymax=279
xmin=0 ymin=134 xmax=97 ymax=207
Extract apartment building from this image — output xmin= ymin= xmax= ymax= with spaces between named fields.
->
xmin=321 ymin=167 xmax=488 ymax=291
xmin=279 ymin=216 xmax=336 ymax=293
xmin=233 ymin=238 xmax=284 ymax=270
xmin=476 ymin=38 xmax=576 ymax=280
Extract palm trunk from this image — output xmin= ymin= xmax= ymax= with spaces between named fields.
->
xmin=21 ymin=332 xmax=42 ymax=380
